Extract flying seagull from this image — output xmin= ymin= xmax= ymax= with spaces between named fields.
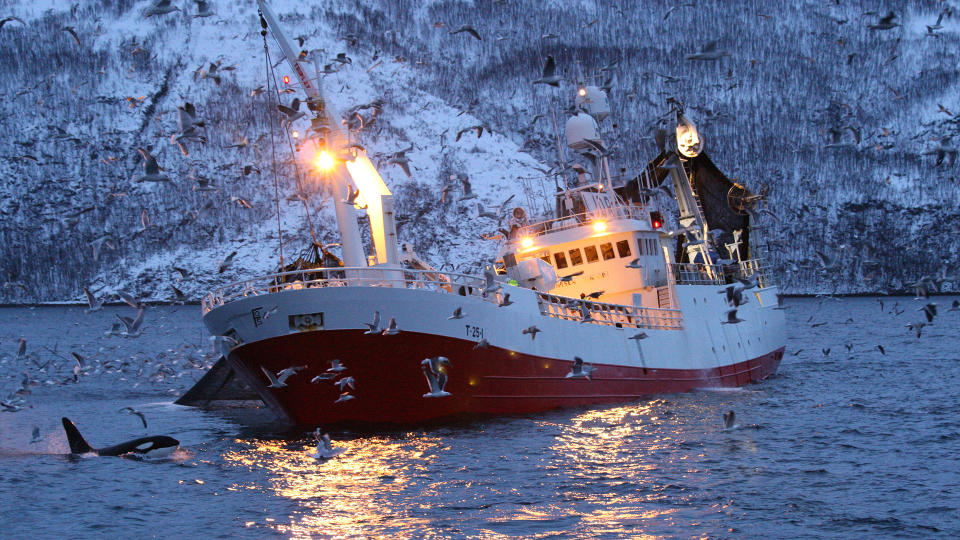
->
xmin=565 ymin=356 xmax=596 ymax=380
xmin=448 ymin=25 xmax=481 ymax=40
xmin=533 ymin=55 xmax=562 ymax=86
xmin=421 ymin=356 xmax=451 ymax=397
xmin=119 ymin=406 xmax=148 ymax=428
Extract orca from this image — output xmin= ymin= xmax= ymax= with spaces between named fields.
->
xmin=61 ymin=417 xmax=179 ymax=458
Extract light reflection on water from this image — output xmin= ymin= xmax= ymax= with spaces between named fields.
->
xmin=1 ymin=298 xmax=960 ymax=538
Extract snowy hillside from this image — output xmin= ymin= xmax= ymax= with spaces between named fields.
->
xmin=0 ymin=0 xmax=957 ymax=303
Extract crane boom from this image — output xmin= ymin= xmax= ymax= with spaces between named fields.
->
xmin=255 ymin=0 xmax=400 ymax=271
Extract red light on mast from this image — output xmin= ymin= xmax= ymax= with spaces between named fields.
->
xmin=650 ymin=211 xmax=663 ymax=229
xmin=283 ymin=75 xmax=290 ymax=85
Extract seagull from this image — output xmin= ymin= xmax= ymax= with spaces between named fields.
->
xmin=449 ymin=25 xmax=481 ymax=40
xmin=144 ymin=0 xmax=181 ymax=17
xmin=585 ymin=291 xmax=604 ymax=299
xmin=822 ymin=348 xmax=831 ymax=356
xmin=907 ymin=321 xmax=926 ymax=338
xmin=277 ymin=98 xmax=304 ymax=128
xmin=421 ymin=357 xmax=451 ymax=397
xmin=448 ymin=307 xmax=465 ymax=320
xmin=334 ymin=376 xmax=355 ymax=391
xmin=920 ymin=303 xmax=938 ymax=323
xmin=722 ymin=308 xmax=744 ymax=324
xmin=61 ymin=26 xmax=81 ymax=47
xmin=481 ymin=267 xmax=501 ymax=296
xmin=260 ymin=366 xmax=291 ymax=388
xmin=578 ymin=301 xmax=593 ymax=323
xmin=629 ymin=332 xmax=648 ymax=340
xmin=311 ymin=373 xmax=337 ymax=383
xmin=868 ymin=11 xmax=899 ymax=30
xmin=456 ymin=125 xmax=486 ymax=142
xmin=308 ymin=432 xmax=343 ymax=459
xmin=473 ymin=338 xmax=490 ymax=350
xmin=277 ymin=365 xmax=306 ymax=382
xmin=327 ymin=359 xmax=347 ymax=372
xmin=30 ymin=425 xmax=42 ymax=444
xmin=521 ymin=325 xmax=541 ymax=340
xmin=171 ymin=102 xmax=207 ymax=156
xmin=382 ymin=317 xmax=400 ymax=335
xmin=948 ymin=300 xmax=959 ymax=312
xmin=218 ymin=251 xmax=237 ymax=273
xmin=533 ymin=55 xmax=562 ymax=86
xmin=119 ymin=406 xmax=148 ymax=428
xmin=116 ymin=309 xmax=145 ymax=337
xmin=134 ymin=148 xmax=170 ymax=183
xmin=16 ymin=338 xmax=26 ymax=358
xmin=335 ymin=392 xmax=355 ymax=403
xmin=497 ymin=293 xmax=514 ymax=307
xmin=876 ymin=345 xmax=886 ymax=355
xmin=364 ymin=311 xmax=381 ymax=334
xmin=625 ymin=259 xmax=644 ymax=269
xmin=685 ymin=40 xmax=731 ymax=61
xmin=0 ymin=16 xmax=26 ymax=31
xmin=722 ymin=410 xmax=739 ymax=430
xmin=458 ymin=175 xmax=478 ymax=200
xmin=558 ymin=271 xmax=583 ymax=282
xmin=118 ymin=290 xmax=143 ymax=310
xmin=565 ymin=357 xmax=595 ymax=380
xmin=82 ymin=287 xmax=103 ymax=312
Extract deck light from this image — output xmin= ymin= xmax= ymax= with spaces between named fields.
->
xmin=292 ymin=130 xmax=299 ymax=139
xmin=593 ymin=220 xmax=607 ymax=233
xmin=578 ymin=87 xmax=587 ymax=97
xmin=283 ymin=75 xmax=290 ymax=85
xmin=315 ymin=150 xmax=335 ymax=171
xmin=520 ymin=237 xmax=534 ymax=249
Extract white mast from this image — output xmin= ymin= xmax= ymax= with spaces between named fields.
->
xmin=256 ymin=0 xmax=399 ymax=270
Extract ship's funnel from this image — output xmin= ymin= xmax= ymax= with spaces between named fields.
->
xmin=676 ymin=114 xmax=703 ymax=158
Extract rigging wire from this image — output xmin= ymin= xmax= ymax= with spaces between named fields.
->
xmin=260 ymin=11 xmax=285 ymax=270
xmin=263 ymin=54 xmax=322 ymax=256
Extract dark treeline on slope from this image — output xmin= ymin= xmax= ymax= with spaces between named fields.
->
xmin=0 ymin=0 xmax=957 ymax=302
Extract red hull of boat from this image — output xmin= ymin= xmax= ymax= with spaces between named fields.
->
xmin=228 ymin=329 xmax=784 ymax=426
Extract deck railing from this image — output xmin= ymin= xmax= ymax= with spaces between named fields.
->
xmin=518 ymin=204 xmax=648 ymax=239
xmin=535 ymin=292 xmax=684 ymax=331
xmin=201 ymin=266 xmax=489 ymax=314
xmin=667 ymin=258 xmax=772 ymax=288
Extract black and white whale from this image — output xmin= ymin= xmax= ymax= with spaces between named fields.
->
xmin=61 ymin=417 xmax=179 ymax=458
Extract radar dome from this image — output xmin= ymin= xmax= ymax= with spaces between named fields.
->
xmin=575 ymin=86 xmax=610 ymax=121
xmin=565 ymin=113 xmax=599 ymax=150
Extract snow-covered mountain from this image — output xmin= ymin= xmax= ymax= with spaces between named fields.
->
xmin=0 ymin=0 xmax=957 ymax=303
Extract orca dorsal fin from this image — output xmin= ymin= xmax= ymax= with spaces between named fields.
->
xmin=61 ymin=417 xmax=95 ymax=454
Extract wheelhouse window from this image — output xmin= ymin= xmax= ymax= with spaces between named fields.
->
xmin=636 ymin=238 xmax=645 ymax=256
xmin=553 ymin=251 xmax=568 ymax=269
xmin=539 ymin=254 xmax=551 ymax=265
xmin=616 ymin=239 xmax=631 ymax=258
xmin=584 ymin=245 xmax=599 ymax=263
xmin=599 ymin=242 xmax=615 ymax=260
xmin=568 ymin=248 xmax=583 ymax=266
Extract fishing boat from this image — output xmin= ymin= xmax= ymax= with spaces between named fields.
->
xmin=189 ymin=0 xmax=785 ymax=425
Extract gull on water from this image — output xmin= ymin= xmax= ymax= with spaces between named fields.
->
xmin=723 ymin=410 xmax=740 ymax=430
xmin=308 ymin=431 xmax=344 ymax=460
